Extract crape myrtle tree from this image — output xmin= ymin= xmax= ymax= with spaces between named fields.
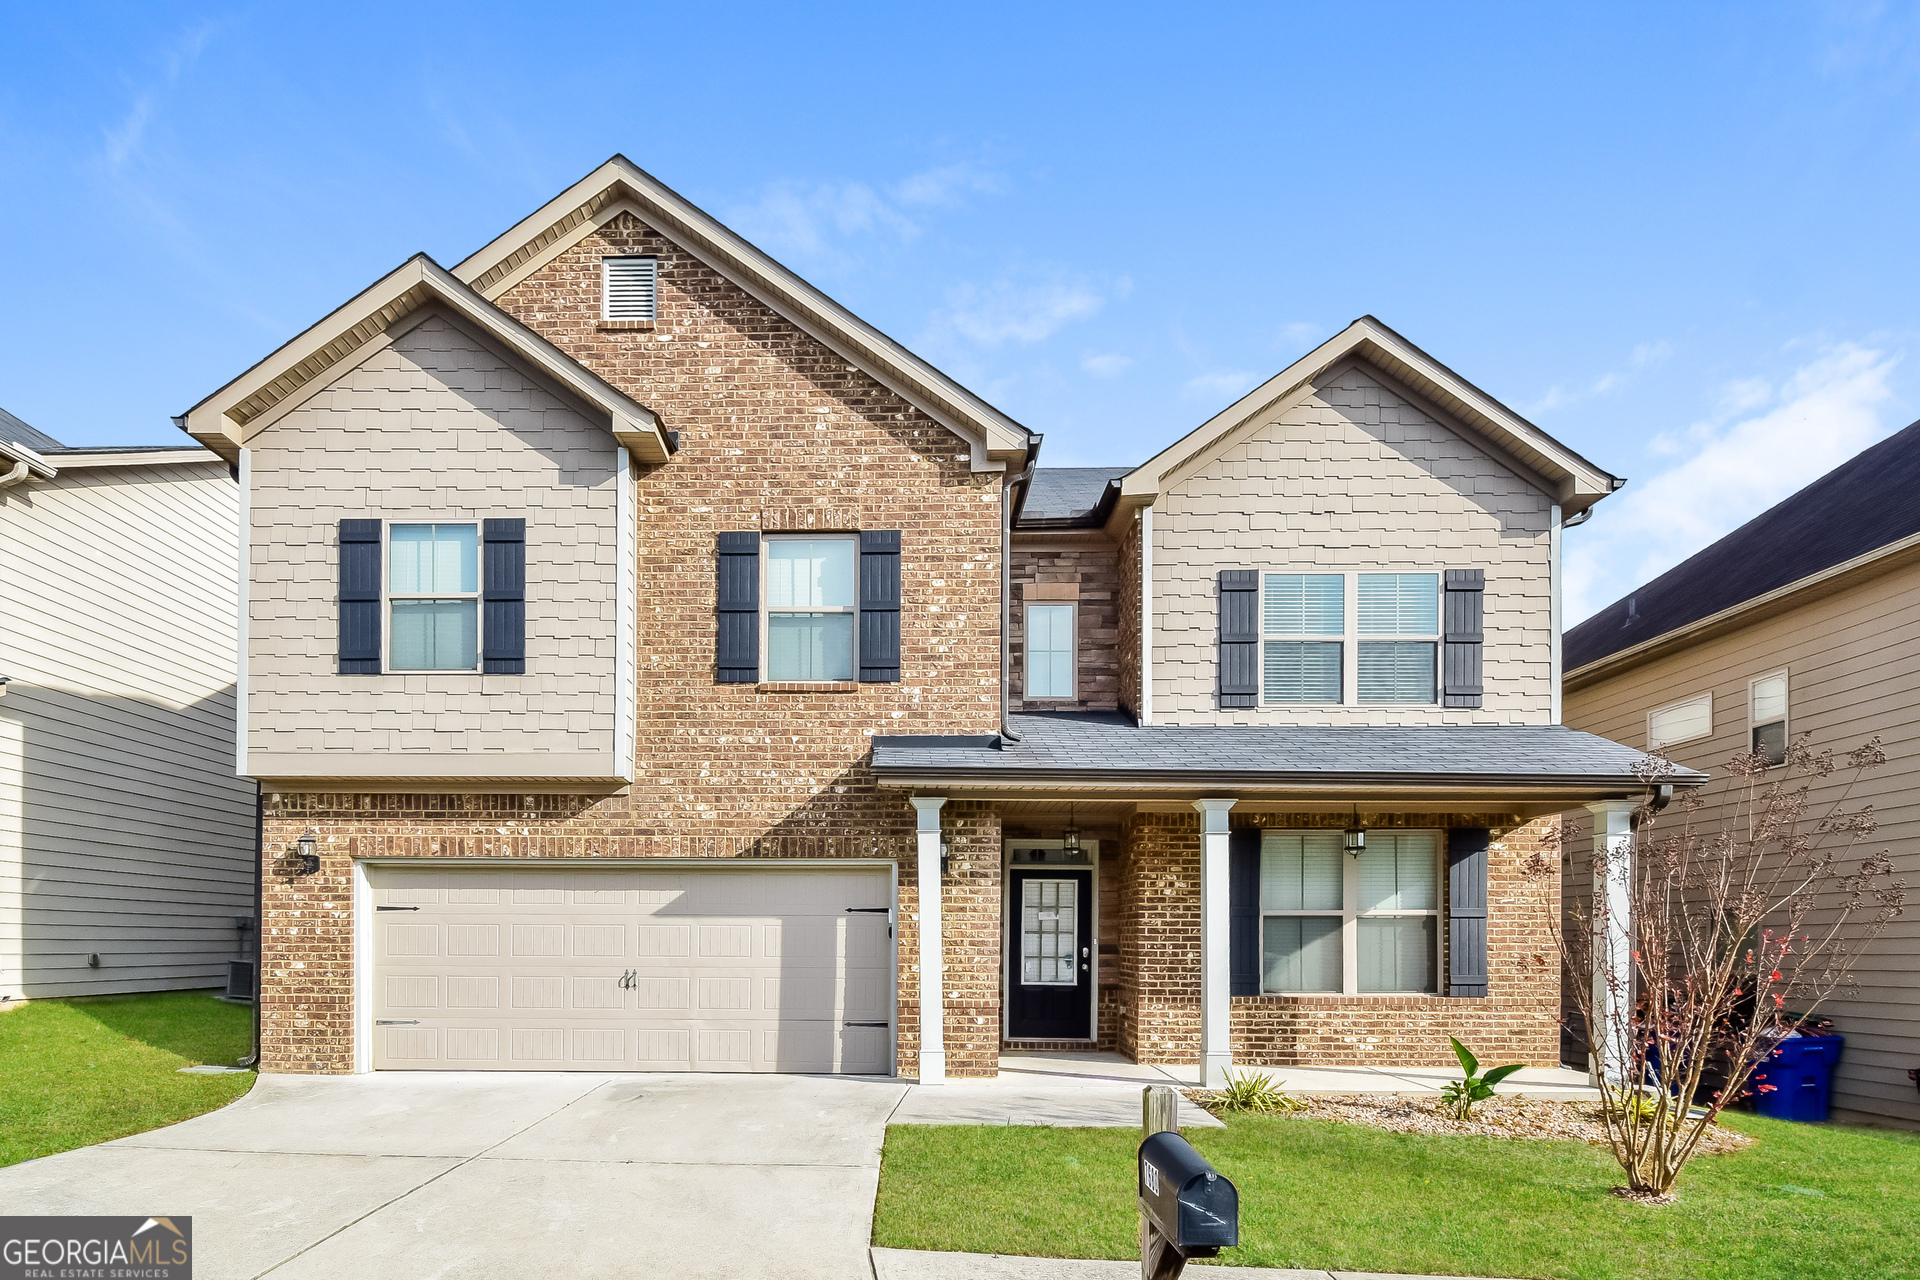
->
xmin=1542 ymin=737 xmax=1905 ymax=1201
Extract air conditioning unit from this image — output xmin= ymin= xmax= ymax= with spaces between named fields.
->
xmin=226 ymin=959 xmax=256 ymax=1002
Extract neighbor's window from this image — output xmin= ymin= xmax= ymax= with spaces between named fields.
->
xmin=388 ymin=523 xmax=479 ymax=671
xmin=1356 ymin=573 xmax=1438 ymax=703
xmin=1648 ymin=692 xmax=1712 ymax=750
xmin=1262 ymin=574 xmax=1344 ymax=703
xmin=602 ymin=256 xmax=658 ymax=322
xmin=1259 ymin=829 xmax=1439 ymax=995
xmin=1749 ymin=671 xmax=1788 ymax=766
xmin=765 ymin=537 xmax=855 ymax=681
xmin=1025 ymin=603 xmax=1076 ymax=699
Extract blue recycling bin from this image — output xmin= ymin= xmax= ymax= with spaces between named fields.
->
xmin=1750 ymin=1035 xmax=1843 ymax=1122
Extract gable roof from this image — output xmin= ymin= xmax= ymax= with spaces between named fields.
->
xmin=1 ymin=406 xmax=65 ymax=454
xmin=449 ymin=155 xmax=1032 ymax=472
xmin=1017 ymin=466 xmax=1131 ymax=527
xmin=177 ymin=255 xmax=668 ymax=464
xmin=1111 ymin=316 xmax=1620 ymax=527
xmin=1566 ymin=417 xmax=1920 ymax=677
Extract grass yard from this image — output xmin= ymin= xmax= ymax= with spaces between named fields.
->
xmin=0 ymin=990 xmax=255 ymax=1167
xmin=875 ymin=1112 xmax=1920 ymax=1280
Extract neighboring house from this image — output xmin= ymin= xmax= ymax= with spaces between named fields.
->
xmin=0 ymin=407 xmax=256 ymax=1001
xmin=1562 ymin=421 xmax=1920 ymax=1127
xmin=179 ymin=156 xmax=1672 ymax=1082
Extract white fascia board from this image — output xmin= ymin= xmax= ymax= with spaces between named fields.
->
xmin=47 ymin=449 xmax=223 ymax=469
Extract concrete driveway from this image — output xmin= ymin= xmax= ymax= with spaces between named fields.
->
xmin=0 ymin=1072 xmax=909 ymax=1280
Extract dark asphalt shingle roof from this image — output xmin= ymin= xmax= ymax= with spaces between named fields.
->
xmin=1018 ymin=466 xmax=1131 ymax=525
xmin=1567 ymin=417 xmax=1920 ymax=671
xmin=0 ymin=406 xmax=64 ymax=453
xmin=872 ymin=712 xmax=1690 ymax=786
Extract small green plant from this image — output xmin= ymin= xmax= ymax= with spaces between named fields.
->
xmin=1215 ymin=1068 xmax=1302 ymax=1113
xmin=1439 ymin=1036 xmax=1525 ymax=1120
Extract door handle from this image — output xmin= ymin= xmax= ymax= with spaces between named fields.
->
xmin=843 ymin=1021 xmax=889 ymax=1028
xmin=616 ymin=969 xmax=637 ymax=990
xmin=376 ymin=906 xmax=420 ymax=912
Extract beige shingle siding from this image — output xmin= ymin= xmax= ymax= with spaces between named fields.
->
xmin=1563 ymin=557 xmax=1920 ymax=1126
xmin=0 ymin=459 xmax=255 ymax=998
xmin=244 ymin=313 xmax=619 ymax=767
xmin=1151 ymin=362 xmax=1554 ymax=725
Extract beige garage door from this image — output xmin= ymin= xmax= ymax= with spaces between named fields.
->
xmin=368 ymin=865 xmax=893 ymax=1073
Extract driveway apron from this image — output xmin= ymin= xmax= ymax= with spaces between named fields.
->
xmin=0 ymin=1071 xmax=910 ymax=1280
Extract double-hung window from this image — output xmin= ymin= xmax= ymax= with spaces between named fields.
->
xmin=388 ymin=523 xmax=480 ymax=671
xmin=1749 ymin=671 xmax=1788 ymax=766
xmin=1261 ymin=572 xmax=1438 ymax=704
xmin=765 ymin=537 xmax=856 ymax=681
xmin=1025 ymin=603 xmax=1076 ymax=699
xmin=1259 ymin=829 xmax=1439 ymax=994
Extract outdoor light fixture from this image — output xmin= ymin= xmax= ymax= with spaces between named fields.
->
xmin=292 ymin=829 xmax=320 ymax=876
xmin=1344 ymin=809 xmax=1366 ymax=858
xmin=1062 ymin=805 xmax=1081 ymax=857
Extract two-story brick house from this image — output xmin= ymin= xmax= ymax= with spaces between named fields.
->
xmin=180 ymin=157 xmax=1672 ymax=1082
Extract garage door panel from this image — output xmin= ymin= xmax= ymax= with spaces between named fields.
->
xmin=369 ymin=866 xmax=894 ymax=1073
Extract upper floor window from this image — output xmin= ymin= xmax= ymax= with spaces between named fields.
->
xmin=388 ymin=523 xmax=479 ymax=670
xmin=1749 ymin=671 xmax=1788 ymax=766
xmin=1648 ymin=692 xmax=1712 ymax=750
xmin=602 ymin=256 xmax=658 ymax=322
xmin=1261 ymin=572 xmax=1438 ymax=705
xmin=1259 ymin=829 xmax=1439 ymax=994
xmin=765 ymin=537 xmax=855 ymax=681
xmin=1025 ymin=603 xmax=1076 ymax=699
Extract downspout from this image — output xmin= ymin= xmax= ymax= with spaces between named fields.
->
xmin=1000 ymin=436 xmax=1041 ymax=745
xmin=243 ymin=784 xmax=263 ymax=1069
xmin=0 ymin=459 xmax=29 ymax=487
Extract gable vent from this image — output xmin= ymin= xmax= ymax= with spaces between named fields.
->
xmin=602 ymin=256 xmax=658 ymax=322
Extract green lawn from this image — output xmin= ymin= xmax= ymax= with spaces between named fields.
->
xmin=0 ymin=990 xmax=255 ymax=1167
xmin=875 ymin=1113 xmax=1920 ymax=1280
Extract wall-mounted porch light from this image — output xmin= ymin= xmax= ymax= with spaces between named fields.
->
xmin=292 ymin=829 xmax=320 ymax=876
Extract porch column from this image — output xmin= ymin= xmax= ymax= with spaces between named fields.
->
xmin=1194 ymin=797 xmax=1236 ymax=1089
xmin=910 ymin=795 xmax=948 ymax=1085
xmin=1585 ymin=800 xmax=1637 ymax=1087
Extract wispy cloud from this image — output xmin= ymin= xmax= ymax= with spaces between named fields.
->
xmin=1278 ymin=321 xmax=1323 ymax=348
xmin=892 ymin=161 xmax=1005 ymax=207
xmin=931 ymin=269 xmax=1121 ymax=346
xmin=1184 ymin=369 xmax=1260 ymax=401
xmin=1527 ymin=340 xmax=1674 ymax=416
xmin=723 ymin=160 xmax=1008 ymax=270
xmin=1081 ymin=352 xmax=1133 ymax=378
xmin=101 ymin=21 xmax=218 ymax=172
xmin=1565 ymin=342 xmax=1899 ymax=622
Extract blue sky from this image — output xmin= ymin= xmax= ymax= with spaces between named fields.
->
xmin=5 ymin=2 xmax=1919 ymax=621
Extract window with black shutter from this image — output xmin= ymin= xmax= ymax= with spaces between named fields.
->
xmin=1217 ymin=570 xmax=1258 ymax=709
xmin=858 ymin=530 xmax=901 ymax=683
xmin=338 ymin=520 xmax=382 ymax=674
xmin=1442 ymin=570 xmax=1485 ymax=709
xmin=716 ymin=531 xmax=761 ymax=683
xmin=482 ymin=519 xmax=526 ymax=675
xmin=1446 ymin=828 xmax=1490 ymax=997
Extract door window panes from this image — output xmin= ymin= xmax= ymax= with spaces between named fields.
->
xmin=1021 ymin=878 xmax=1078 ymax=985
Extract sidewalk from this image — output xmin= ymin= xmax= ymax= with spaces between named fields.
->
xmin=873 ymin=1247 xmax=1526 ymax=1280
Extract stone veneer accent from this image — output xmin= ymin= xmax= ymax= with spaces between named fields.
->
xmin=1009 ymin=535 xmax=1123 ymax=710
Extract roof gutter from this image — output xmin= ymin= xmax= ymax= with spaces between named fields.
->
xmin=0 ymin=441 xmax=57 ymax=488
xmin=1000 ymin=435 xmax=1042 ymax=744
xmin=868 ymin=766 xmax=1696 ymax=792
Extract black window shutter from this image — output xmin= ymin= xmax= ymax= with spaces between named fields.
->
xmin=716 ymin=531 xmax=760 ymax=683
xmin=1442 ymin=569 xmax=1485 ymax=709
xmin=1447 ymin=827 xmax=1490 ymax=997
xmin=859 ymin=530 xmax=902 ymax=683
xmin=1218 ymin=570 xmax=1258 ymax=709
xmin=1229 ymin=827 xmax=1261 ymax=996
xmin=338 ymin=519 xmax=382 ymax=675
xmin=482 ymin=519 xmax=527 ymax=675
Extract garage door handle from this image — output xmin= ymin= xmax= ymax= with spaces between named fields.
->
xmin=843 ymin=1021 xmax=889 ymax=1028
xmin=375 ymin=1020 xmax=419 ymax=1026
xmin=376 ymin=906 xmax=420 ymax=912
xmin=845 ymin=908 xmax=889 ymax=914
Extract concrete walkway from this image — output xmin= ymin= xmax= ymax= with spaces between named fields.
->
xmin=0 ymin=1071 xmax=910 ymax=1280
xmin=872 ymin=1249 xmax=1518 ymax=1280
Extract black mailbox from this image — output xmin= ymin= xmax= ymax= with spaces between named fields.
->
xmin=1138 ymin=1131 xmax=1238 ymax=1255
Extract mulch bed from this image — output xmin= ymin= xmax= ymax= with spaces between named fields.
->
xmin=1184 ymin=1090 xmax=1755 ymax=1155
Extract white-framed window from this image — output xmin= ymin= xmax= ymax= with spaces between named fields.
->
xmin=1648 ymin=692 xmax=1712 ymax=750
xmin=1259 ymin=829 xmax=1440 ymax=994
xmin=601 ymin=256 xmax=658 ymax=322
xmin=1025 ymin=603 xmax=1076 ymax=699
xmin=1261 ymin=572 xmax=1438 ymax=705
xmin=763 ymin=536 xmax=856 ymax=681
xmin=1749 ymin=670 xmax=1788 ymax=766
xmin=387 ymin=523 xmax=480 ymax=671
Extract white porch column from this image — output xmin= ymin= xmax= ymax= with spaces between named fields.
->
xmin=910 ymin=796 xmax=948 ymax=1086
xmin=1194 ymin=797 xmax=1236 ymax=1089
xmin=1585 ymin=800 xmax=1637 ymax=1087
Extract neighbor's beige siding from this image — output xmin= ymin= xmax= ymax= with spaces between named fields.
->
xmin=1152 ymin=361 xmax=1555 ymax=725
xmin=243 ymin=311 xmax=621 ymax=780
xmin=1564 ymin=558 xmax=1920 ymax=1127
xmin=0 ymin=459 xmax=255 ymax=998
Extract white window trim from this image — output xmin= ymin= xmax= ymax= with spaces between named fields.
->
xmin=760 ymin=534 xmax=859 ymax=683
xmin=1258 ymin=573 xmax=1440 ymax=706
xmin=1647 ymin=691 xmax=1713 ymax=750
xmin=601 ymin=255 xmax=658 ymax=322
xmin=1748 ymin=669 xmax=1789 ymax=766
xmin=382 ymin=519 xmax=484 ymax=674
xmin=1023 ymin=602 xmax=1077 ymax=701
xmin=1258 ymin=830 xmax=1443 ymax=996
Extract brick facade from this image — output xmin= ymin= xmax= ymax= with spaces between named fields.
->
xmin=1009 ymin=535 xmax=1123 ymax=710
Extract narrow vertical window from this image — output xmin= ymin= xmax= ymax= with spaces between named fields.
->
xmin=1262 ymin=574 xmax=1344 ymax=703
xmin=1357 ymin=573 xmax=1438 ymax=703
xmin=388 ymin=523 xmax=479 ymax=670
xmin=602 ymin=256 xmax=658 ymax=322
xmin=1025 ymin=603 xmax=1075 ymax=699
xmin=765 ymin=537 xmax=856 ymax=681
xmin=1750 ymin=672 xmax=1788 ymax=766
